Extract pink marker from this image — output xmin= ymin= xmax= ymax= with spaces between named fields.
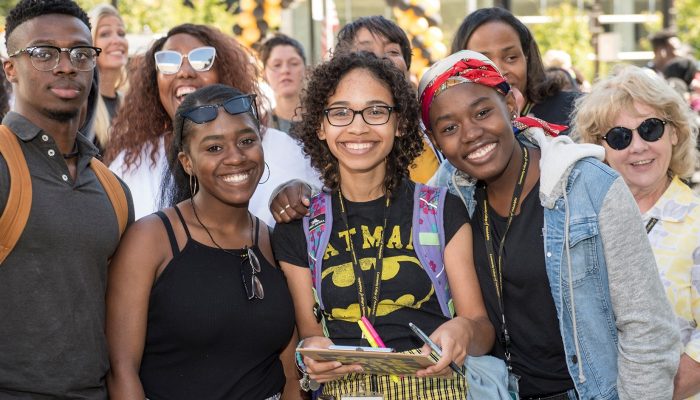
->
xmin=360 ymin=316 xmax=386 ymax=348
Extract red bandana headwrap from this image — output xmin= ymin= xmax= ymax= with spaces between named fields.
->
xmin=418 ymin=50 xmax=511 ymax=130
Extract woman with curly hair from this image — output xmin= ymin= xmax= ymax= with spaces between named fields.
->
xmin=106 ymin=23 xmax=317 ymax=222
xmin=271 ymin=52 xmax=493 ymax=399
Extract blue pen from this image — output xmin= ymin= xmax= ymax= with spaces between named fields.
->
xmin=409 ymin=322 xmax=467 ymax=379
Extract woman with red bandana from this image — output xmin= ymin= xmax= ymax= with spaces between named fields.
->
xmin=421 ymin=50 xmax=680 ymax=400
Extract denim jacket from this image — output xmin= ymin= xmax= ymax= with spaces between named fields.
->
xmin=431 ymin=128 xmax=680 ymax=399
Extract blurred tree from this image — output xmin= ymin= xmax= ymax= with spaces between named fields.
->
xmin=530 ymin=3 xmax=595 ymax=81
xmin=675 ymin=0 xmax=700 ymax=58
xmin=76 ymin=0 xmax=237 ymax=34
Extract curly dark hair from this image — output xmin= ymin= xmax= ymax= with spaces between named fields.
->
xmin=450 ymin=7 xmax=562 ymax=104
xmin=160 ymin=84 xmax=261 ymax=208
xmin=104 ymin=23 xmax=260 ymax=169
xmin=291 ymin=51 xmax=422 ymax=198
xmin=5 ymin=0 xmax=90 ymax=49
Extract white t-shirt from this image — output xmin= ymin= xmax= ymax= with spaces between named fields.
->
xmin=109 ymin=128 xmax=320 ymax=226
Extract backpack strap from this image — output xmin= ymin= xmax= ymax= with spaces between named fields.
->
xmin=0 ymin=126 xmax=32 ymax=265
xmin=302 ymin=191 xmax=333 ymax=334
xmin=412 ymin=183 xmax=454 ymax=317
xmin=90 ymin=158 xmax=128 ymax=237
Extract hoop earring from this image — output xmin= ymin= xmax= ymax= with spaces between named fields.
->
xmin=258 ymin=162 xmax=270 ymax=185
xmin=189 ymin=173 xmax=199 ymax=198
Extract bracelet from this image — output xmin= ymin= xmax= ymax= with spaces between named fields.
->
xmin=295 ymin=339 xmax=307 ymax=374
xmin=295 ymin=339 xmax=321 ymax=392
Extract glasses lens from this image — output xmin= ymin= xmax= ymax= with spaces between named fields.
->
xmin=327 ymin=108 xmax=353 ymax=126
xmin=30 ymin=47 xmax=59 ymax=71
xmin=188 ymin=47 xmax=216 ymax=72
xmin=362 ymin=106 xmax=391 ymax=125
xmin=247 ymin=247 xmax=261 ymax=273
xmin=605 ymin=127 xmax=633 ymax=150
xmin=70 ymin=47 xmax=97 ymax=71
xmin=222 ymin=96 xmax=253 ymax=117
xmin=638 ymin=118 xmax=665 ymax=142
xmin=251 ymin=275 xmax=265 ymax=300
xmin=155 ymin=50 xmax=182 ymax=74
xmin=183 ymin=105 xmax=218 ymax=124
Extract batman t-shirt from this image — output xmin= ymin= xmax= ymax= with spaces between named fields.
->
xmin=272 ymin=181 xmax=469 ymax=351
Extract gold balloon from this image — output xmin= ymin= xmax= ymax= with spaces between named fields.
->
xmin=242 ymin=27 xmax=260 ymax=44
xmin=237 ymin=11 xmax=256 ymax=28
xmin=409 ymin=17 xmax=429 ymax=35
xmin=430 ymin=42 xmax=447 ymax=60
xmin=264 ymin=8 xmax=282 ymax=27
xmin=426 ymin=26 xmax=443 ymax=44
xmin=240 ymin=0 xmax=256 ymax=11
xmin=265 ymin=0 xmax=282 ymax=5
xmin=424 ymin=0 xmax=440 ymax=14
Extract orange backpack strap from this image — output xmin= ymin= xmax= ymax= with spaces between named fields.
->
xmin=0 ymin=125 xmax=33 ymax=265
xmin=90 ymin=158 xmax=128 ymax=237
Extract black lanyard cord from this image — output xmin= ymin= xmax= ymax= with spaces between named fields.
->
xmin=337 ymin=190 xmax=391 ymax=327
xmin=480 ymin=145 xmax=529 ymax=369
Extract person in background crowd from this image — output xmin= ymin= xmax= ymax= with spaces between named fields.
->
xmin=259 ymin=33 xmax=306 ymax=137
xmin=87 ymin=3 xmax=127 ymax=155
xmin=273 ymin=51 xmax=493 ymax=399
xmin=334 ymin=15 xmax=443 ymax=184
xmin=663 ymin=56 xmax=698 ymax=104
xmin=451 ymin=7 xmax=579 ymax=127
xmin=107 ymin=84 xmax=300 ymax=400
xmin=422 ymin=50 xmax=680 ymax=399
xmin=105 ymin=23 xmax=319 ymax=223
xmin=574 ymin=66 xmax=700 ymax=400
xmin=648 ymin=29 xmax=685 ymax=75
xmin=0 ymin=0 xmax=134 ymax=396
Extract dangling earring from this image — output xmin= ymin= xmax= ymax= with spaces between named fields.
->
xmin=512 ymin=113 xmax=518 ymax=120
xmin=189 ymin=173 xmax=199 ymax=198
xmin=258 ymin=162 xmax=270 ymax=185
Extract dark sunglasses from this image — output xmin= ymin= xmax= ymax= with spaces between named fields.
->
xmin=180 ymin=94 xmax=258 ymax=124
xmin=241 ymin=247 xmax=264 ymax=300
xmin=154 ymin=46 xmax=216 ymax=75
xmin=602 ymin=117 xmax=667 ymax=150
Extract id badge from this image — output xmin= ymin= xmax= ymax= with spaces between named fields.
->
xmin=340 ymin=394 xmax=384 ymax=400
xmin=507 ymin=372 xmax=520 ymax=400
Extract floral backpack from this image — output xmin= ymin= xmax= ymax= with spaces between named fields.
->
xmin=302 ymin=183 xmax=454 ymax=332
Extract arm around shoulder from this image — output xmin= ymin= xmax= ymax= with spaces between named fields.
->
xmin=598 ymin=177 xmax=681 ymax=399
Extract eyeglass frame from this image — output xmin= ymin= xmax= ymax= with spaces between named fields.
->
xmin=602 ymin=117 xmax=667 ymax=151
xmin=154 ymin=46 xmax=217 ymax=75
xmin=179 ymin=94 xmax=259 ymax=126
xmin=241 ymin=246 xmax=264 ymax=300
xmin=323 ymin=105 xmax=398 ymax=127
xmin=8 ymin=45 xmax=102 ymax=72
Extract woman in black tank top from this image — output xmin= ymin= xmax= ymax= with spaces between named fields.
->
xmin=106 ymin=85 xmax=299 ymax=400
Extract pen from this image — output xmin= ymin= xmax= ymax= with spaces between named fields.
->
xmin=357 ymin=318 xmax=400 ymax=383
xmin=409 ymin=322 xmax=467 ymax=379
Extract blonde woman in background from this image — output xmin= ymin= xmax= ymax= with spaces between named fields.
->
xmin=574 ymin=65 xmax=699 ymax=399
xmin=88 ymin=4 xmax=128 ymax=154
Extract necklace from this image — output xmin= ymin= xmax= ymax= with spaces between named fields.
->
xmin=190 ymin=196 xmax=254 ymax=255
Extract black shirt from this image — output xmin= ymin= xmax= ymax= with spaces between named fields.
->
xmin=472 ymin=180 xmax=573 ymax=396
xmin=531 ymin=90 xmax=580 ymax=130
xmin=273 ymin=181 xmax=469 ymax=351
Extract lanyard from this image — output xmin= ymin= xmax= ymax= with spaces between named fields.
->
xmin=480 ymin=145 xmax=529 ymax=369
xmin=337 ymin=190 xmax=390 ymax=326
xmin=646 ymin=217 xmax=659 ymax=234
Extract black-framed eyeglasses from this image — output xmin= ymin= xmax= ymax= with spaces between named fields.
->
xmin=602 ymin=117 xmax=667 ymax=150
xmin=241 ymin=247 xmax=264 ymax=300
xmin=180 ymin=94 xmax=258 ymax=124
xmin=8 ymin=45 xmax=102 ymax=72
xmin=154 ymin=46 xmax=216 ymax=75
xmin=323 ymin=105 xmax=398 ymax=127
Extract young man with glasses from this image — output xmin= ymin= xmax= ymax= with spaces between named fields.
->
xmin=0 ymin=0 xmax=134 ymax=397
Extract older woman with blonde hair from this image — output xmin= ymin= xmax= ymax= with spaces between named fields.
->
xmin=574 ymin=65 xmax=699 ymax=400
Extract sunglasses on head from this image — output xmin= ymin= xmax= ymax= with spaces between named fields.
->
xmin=180 ymin=94 xmax=258 ymax=124
xmin=602 ymin=117 xmax=667 ymax=150
xmin=154 ymin=46 xmax=216 ymax=75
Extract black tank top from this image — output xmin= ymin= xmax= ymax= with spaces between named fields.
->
xmin=140 ymin=206 xmax=295 ymax=400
